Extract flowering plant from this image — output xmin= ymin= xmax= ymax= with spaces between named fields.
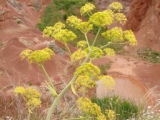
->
xmin=17 ymin=2 xmax=137 ymax=120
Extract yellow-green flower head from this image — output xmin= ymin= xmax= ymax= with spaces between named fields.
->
xmin=27 ymin=98 xmax=41 ymax=108
xmin=77 ymin=40 xmax=88 ymax=49
xmin=105 ymin=109 xmax=116 ymax=120
xmin=53 ymin=21 xmax=65 ymax=30
xmin=74 ymin=63 xmax=101 ymax=79
xmin=124 ymin=30 xmax=137 ymax=46
xmin=28 ymin=48 xmax=54 ymax=64
xmin=85 ymin=46 xmax=103 ymax=59
xmin=43 ymin=26 xmax=55 ymax=37
xmin=20 ymin=49 xmax=33 ymax=60
xmin=43 ymin=22 xmax=65 ymax=38
xmin=109 ymin=2 xmax=123 ymax=12
xmin=77 ymin=97 xmax=102 ymax=116
xmin=14 ymin=86 xmax=26 ymax=95
xmin=75 ymin=75 xmax=96 ymax=92
xmin=100 ymin=75 xmax=116 ymax=90
xmin=80 ymin=3 xmax=95 ymax=15
xmin=70 ymin=49 xmax=87 ymax=62
xmin=103 ymin=48 xmax=115 ymax=56
xmin=114 ymin=13 xmax=127 ymax=25
xmin=77 ymin=22 xmax=93 ymax=33
xmin=54 ymin=29 xmax=77 ymax=44
xmin=97 ymin=114 xmax=106 ymax=120
xmin=25 ymin=87 xmax=41 ymax=99
xmin=103 ymin=9 xmax=114 ymax=16
xmin=89 ymin=11 xmax=114 ymax=27
xmin=102 ymin=27 xmax=124 ymax=42
xmin=66 ymin=15 xmax=82 ymax=28
xmin=14 ymin=87 xmax=42 ymax=108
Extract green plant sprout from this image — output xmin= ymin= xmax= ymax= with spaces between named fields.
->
xmin=16 ymin=2 xmax=137 ymax=120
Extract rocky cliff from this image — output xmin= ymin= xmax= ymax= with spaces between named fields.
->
xmin=126 ymin=0 xmax=160 ymax=51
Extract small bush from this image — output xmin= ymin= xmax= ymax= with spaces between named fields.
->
xmin=92 ymin=96 xmax=139 ymax=120
xmin=137 ymin=48 xmax=160 ymax=63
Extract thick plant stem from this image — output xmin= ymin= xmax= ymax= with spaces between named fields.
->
xmin=40 ymin=64 xmax=56 ymax=90
xmin=46 ymin=51 xmax=91 ymax=120
xmin=46 ymin=76 xmax=77 ymax=120
xmin=92 ymin=27 xmax=101 ymax=46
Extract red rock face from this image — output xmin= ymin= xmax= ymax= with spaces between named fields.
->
xmin=0 ymin=0 xmax=160 ymax=95
xmin=126 ymin=0 xmax=160 ymax=51
xmin=0 ymin=0 xmax=73 ymax=89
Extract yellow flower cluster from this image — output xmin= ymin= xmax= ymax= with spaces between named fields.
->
xmin=77 ymin=40 xmax=88 ymax=49
xmin=103 ymin=9 xmax=114 ymax=16
xmin=20 ymin=48 xmax=54 ymax=64
xmin=43 ymin=26 xmax=54 ymax=37
xmin=28 ymin=48 xmax=54 ymax=64
xmin=75 ymin=75 xmax=96 ymax=92
xmin=80 ymin=3 xmax=95 ymax=15
xmin=77 ymin=22 xmax=93 ymax=33
xmin=109 ymin=2 xmax=123 ymax=12
xmin=105 ymin=109 xmax=116 ymax=120
xmin=103 ymin=48 xmax=115 ymax=56
xmin=43 ymin=22 xmax=65 ymax=37
xmin=43 ymin=22 xmax=77 ymax=44
xmin=85 ymin=46 xmax=103 ymax=59
xmin=74 ymin=63 xmax=101 ymax=80
xmin=77 ymin=97 xmax=105 ymax=119
xmin=102 ymin=27 xmax=124 ymax=42
xmin=54 ymin=29 xmax=77 ymax=44
xmin=89 ymin=11 xmax=114 ymax=27
xmin=20 ymin=49 xmax=33 ymax=60
xmin=70 ymin=49 xmax=87 ymax=62
xmin=66 ymin=15 xmax=82 ymax=28
xmin=14 ymin=86 xmax=41 ymax=108
xmin=114 ymin=13 xmax=127 ymax=25
xmin=124 ymin=30 xmax=137 ymax=46
xmin=100 ymin=75 xmax=116 ymax=90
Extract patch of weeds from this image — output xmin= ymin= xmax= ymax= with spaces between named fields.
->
xmin=98 ymin=62 xmax=111 ymax=75
xmin=137 ymin=48 xmax=160 ymax=63
xmin=36 ymin=0 xmax=91 ymax=31
xmin=92 ymin=96 xmax=140 ymax=120
xmin=54 ymin=0 xmax=86 ymax=10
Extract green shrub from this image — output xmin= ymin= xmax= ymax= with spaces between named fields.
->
xmin=137 ymin=48 xmax=160 ymax=63
xmin=92 ymin=96 xmax=139 ymax=120
xmin=36 ymin=0 xmax=89 ymax=31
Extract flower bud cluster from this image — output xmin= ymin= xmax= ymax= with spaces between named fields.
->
xmin=70 ymin=49 xmax=87 ymax=62
xmin=77 ymin=40 xmax=88 ymax=49
xmin=66 ymin=15 xmax=82 ymax=28
xmin=54 ymin=29 xmax=77 ymax=44
xmin=74 ymin=63 xmax=101 ymax=80
xmin=85 ymin=46 xmax=103 ymax=59
xmin=102 ymin=27 xmax=124 ymax=42
xmin=43 ymin=22 xmax=65 ymax=37
xmin=14 ymin=86 xmax=41 ymax=108
xmin=80 ymin=3 xmax=95 ymax=15
xmin=124 ymin=30 xmax=137 ymax=46
xmin=100 ymin=75 xmax=116 ymax=90
xmin=77 ymin=97 xmax=106 ymax=119
xmin=103 ymin=48 xmax=115 ymax=56
xmin=20 ymin=48 xmax=54 ymax=64
xmin=109 ymin=2 xmax=123 ymax=12
xmin=75 ymin=75 xmax=96 ymax=92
